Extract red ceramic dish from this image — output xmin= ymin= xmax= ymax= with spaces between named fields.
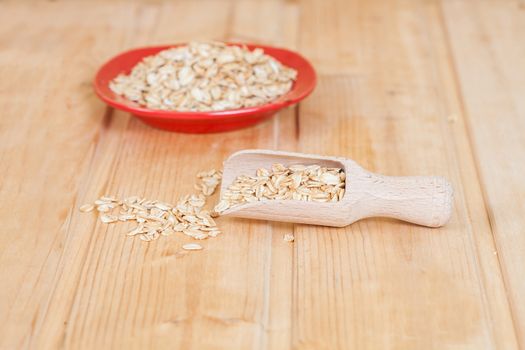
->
xmin=94 ymin=43 xmax=316 ymax=133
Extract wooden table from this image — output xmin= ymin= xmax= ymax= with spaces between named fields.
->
xmin=1 ymin=1 xmax=524 ymax=349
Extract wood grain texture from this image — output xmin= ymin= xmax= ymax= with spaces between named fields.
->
xmin=441 ymin=0 xmax=525 ymax=346
xmin=295 ymin=0 xmax=517 ymax=348
xmin=0 ymin=1 xmax=298 ymax=349
xmin=0 ymin=0 xmax=522 ymax=349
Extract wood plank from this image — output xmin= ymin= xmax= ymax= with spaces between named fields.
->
xmin=295 ymin=0 xmax=518 ymax=348
xmin=0 ymin=2 xmax=144 ymax=349
xmin=441 ymin=0 xmax=525 ymax=346
xmin=0 ymin=1 xmax=299 ymax=349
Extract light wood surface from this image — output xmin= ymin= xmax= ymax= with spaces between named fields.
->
xmin=0 ymin=0 xmax=523 ymax=349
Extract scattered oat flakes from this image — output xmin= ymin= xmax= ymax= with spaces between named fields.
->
xmin=195 ymin=169 xmax=222 ymax=196
xmin=140 ymin=234 xmax=155 ymax=242
xmin=80 ymin=169 xmax=222 ymax=242
xmin=283 ymin=234 xmax=295 ymax=242
xmin=100 ymin=214 xmax=118 ymax=224
xmin=80 ymin=162 xmax=345 ymax=244
xmin=96 ymin=205 xmax=111 ymax=213
xmin=182 ymin=243 xmax=203 ymax=251
xmin=109 ymin=42 xmax=297 ymax=112
xmin=79 ymin=204 xmax=94 ymax=213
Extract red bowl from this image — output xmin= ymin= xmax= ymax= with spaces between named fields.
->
xmin=93 ymin=43 xmax=316 ymax=133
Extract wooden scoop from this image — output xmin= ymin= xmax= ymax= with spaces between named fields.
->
xmin=219 ymin=150 xmax=453 ymax=227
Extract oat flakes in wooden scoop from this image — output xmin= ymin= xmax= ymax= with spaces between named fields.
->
xmin=215 ymin=150 xmax=453 ymax=227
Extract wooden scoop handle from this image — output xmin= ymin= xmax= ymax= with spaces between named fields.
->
xmin=356 ymin=174 xmax=453 ymax=227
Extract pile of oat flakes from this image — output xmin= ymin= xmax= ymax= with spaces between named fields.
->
xmin=214 ymin=164 xmax=345 ymax=214
xmin=109 ymin=41 xmax=298 ymax=112
xmin=80 ymin=170 xmax=222 ymax=248
xmin=80 ymin=164 xmax=345 ymax=248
